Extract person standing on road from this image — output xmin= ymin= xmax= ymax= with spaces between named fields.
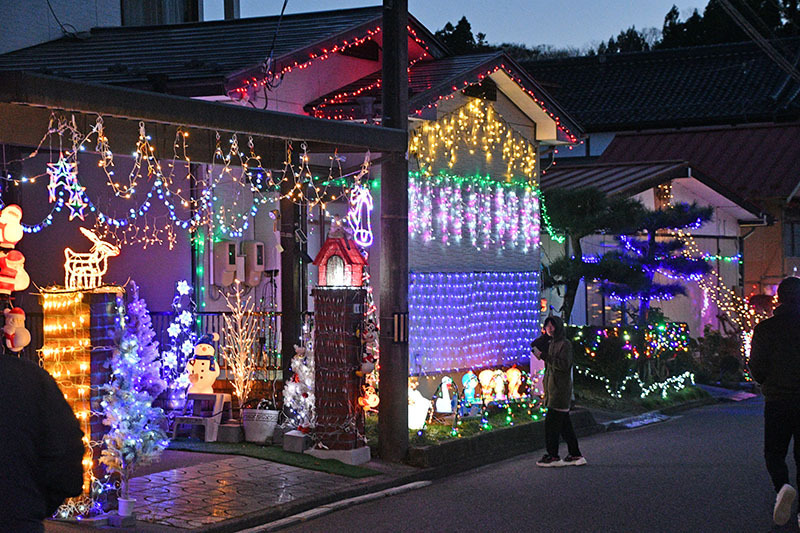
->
xmin=532 ymin=315 xmax=586 ymax=467
xmin=0 ymin=354 xmax=85 ymax=532
xmin=750 ymin=276 xmax=800 ymax=527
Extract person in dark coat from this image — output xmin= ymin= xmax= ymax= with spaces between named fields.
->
xmin=750 ymin=276 xmax=800 ymax=526
xmin=0 ymin=355 xmax=85 ymax=532
xmin=532 ymin=315 xmax=586 ymax=467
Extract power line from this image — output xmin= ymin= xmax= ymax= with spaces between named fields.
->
xmin=718 ymin=0 xmax=800 ymax=84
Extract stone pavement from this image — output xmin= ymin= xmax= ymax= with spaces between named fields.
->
xmin=45 ymin=451 xmax=420 ymax=533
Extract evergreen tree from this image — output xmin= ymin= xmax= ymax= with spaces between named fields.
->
xmin=434 ymin=16 xmax=491 ymax=54
xmin=100 ymin=282 xmax=168 ymax=499
xmin=542 ymin=187 xmax=645 ymax=321
xmin=601 ymin=203 xmax=714 ymax=325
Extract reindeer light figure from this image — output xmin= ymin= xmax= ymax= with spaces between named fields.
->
xmin=64 ymin=228 xmax=120 ymax=290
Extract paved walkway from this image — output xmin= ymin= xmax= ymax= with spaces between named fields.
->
xmin=129 ymin=456 xmax=366 ymax=530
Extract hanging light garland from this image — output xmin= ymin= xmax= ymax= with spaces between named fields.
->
xmin=409 ymin=98 xmax=538 ymax=182
xmin=408 ymin=170 xmax=540 ymax=252
xmin=1 ymin=115 xmax=359 ymax=243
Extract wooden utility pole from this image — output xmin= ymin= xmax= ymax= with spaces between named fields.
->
xmin=379 ymin=0 xmax=409 ymax=462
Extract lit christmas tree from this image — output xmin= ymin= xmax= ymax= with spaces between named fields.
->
xmin=100 ymin=282 xmax=168 ymax=502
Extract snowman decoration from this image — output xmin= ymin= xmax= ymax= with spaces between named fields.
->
xmin=186 ymin=333 xmax=220 ymax=394
xmin=3 ymin=307 xmax=30 ymax=353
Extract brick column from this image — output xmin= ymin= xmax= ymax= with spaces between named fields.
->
xmin=312 ymin=288 xmax=366 ymax=450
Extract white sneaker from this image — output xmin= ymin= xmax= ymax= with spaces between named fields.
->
xmin=773 ymin=484 xmax=796 ymax=525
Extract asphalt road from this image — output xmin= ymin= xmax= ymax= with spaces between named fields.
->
xmin=282 ymin=398 xmax=799 ymax=533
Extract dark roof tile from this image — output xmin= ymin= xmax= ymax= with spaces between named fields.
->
xmin=523 ymin=39 xmax=800 ymax=131
xmin=0 ymin=7 xmax=385 ymax=89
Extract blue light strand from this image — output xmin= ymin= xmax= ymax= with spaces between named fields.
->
xmin=409 ymin=271 xmax=540 ymax=374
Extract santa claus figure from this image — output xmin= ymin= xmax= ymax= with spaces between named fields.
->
xmin=0 ymin=250 xmax=30 ymax=297
xmin=0 ymin=205 xmax=24 ymax=249
xmin=4 ymin=307 xmax=31 ymax=353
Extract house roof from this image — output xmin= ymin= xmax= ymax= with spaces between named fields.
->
xmin=307 ymin=52 xmax=503 ymax=117
xmin=597 ymin=123 xmax=800 ymax=203
xmin=313 ymin=238 xmax=368 ymax=266
xmin=306 ymin=51 xmax=582 ymax=142
xmin=0 ymin=7 xmax=444 ymax=96
xmin=522 ymin=38 xmax=800 ymax=132
xmin=540 ymin=159 xmax=766 ymax=220
xmin=540 ymin=160 xmax=690 ymax=195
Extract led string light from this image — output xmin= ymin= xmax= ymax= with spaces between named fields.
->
xmin=231 ymin=23 xmax=433 ymax=99
xmin=310 ymin=53 xmax=430 ymax=120
xmin=2 ymin=116 xmax=362 ymax=243
xmin=39 ymin=290 xmax=107 ymax=518
xmin=574 ymin=365 xmax=695 ymax=399
xmin=672 ymin=228 xmax=767 ymax=369
xmin=408 ymin=170 xmax=540 ymax=252
xmin=409 ymin=99 xmax=538 ymax=182
xmin=409 ymin=271 xmax=539 ymax=374
xmin=231 ymin=26 xmax=383 ymax=97
xmin=409 ymin=63 xmax=579 ymax=144
xmin=571 ymin=324 xmax=693 ymax=399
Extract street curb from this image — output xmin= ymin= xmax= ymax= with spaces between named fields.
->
xmin=234 ymin=482 xmax=432 ymax=532
xmin=604 ymin=396 xmax=719 ymax=431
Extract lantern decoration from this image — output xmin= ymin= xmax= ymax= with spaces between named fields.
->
xmin=506 ymin=366 xmax=523 ymax=399
xmin=357 ymin=385 xmax=379 ymax=413
xmin=435 ymin=376 xmax=455 ymax=413
xmin=63 ymin=228 xmax=121 ymax=290
xmin=408 ymin=379 xmax=431 ymax=430
xmin=0 ymin=204 xmax=24 ymax=248
xmin=313 ymin=234 xmax=368 ymax=287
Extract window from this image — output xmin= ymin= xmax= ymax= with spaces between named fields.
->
xmin=785 ymin=222 xmax=800 ymax=257
xmin=326 ymin=255 xmax=345 ymax=285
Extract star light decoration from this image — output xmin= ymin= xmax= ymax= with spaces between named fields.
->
xmin=46 ymin=156 xmax=88 ymax=220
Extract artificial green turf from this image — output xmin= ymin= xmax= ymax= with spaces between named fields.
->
xmin=168 ymin=439 xmax=380 ymax=478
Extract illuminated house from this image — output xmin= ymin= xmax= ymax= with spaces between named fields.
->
xmin=0 ymin=6 xmax=581 ymax=394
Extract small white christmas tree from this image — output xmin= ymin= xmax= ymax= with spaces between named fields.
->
xmin=100 ymin=282 xmax=168 ymax=501
xmin=283 ymin=317 xmax=315 ymax=431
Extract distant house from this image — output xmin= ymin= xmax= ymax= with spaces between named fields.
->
xmin=524 ymin=38 xmax=800 ymax=333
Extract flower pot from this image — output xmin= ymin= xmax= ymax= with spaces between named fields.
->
xmin=118 ymin=497 xmax=136 ymax=517
xmin=241 ymin=409 xmax=279 ymax=444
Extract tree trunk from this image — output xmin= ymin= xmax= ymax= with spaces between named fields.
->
xmin=637 ymin=232 xmax=656 ymax=326
xmin=560 ymin=236 xmax=584 ymax=323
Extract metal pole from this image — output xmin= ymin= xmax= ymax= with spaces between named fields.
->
xmin=378 ymin=0 xmax=409 ymax=462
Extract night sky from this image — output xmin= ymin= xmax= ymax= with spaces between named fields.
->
xmin=203 ymin=0 xmax=701 ymax=50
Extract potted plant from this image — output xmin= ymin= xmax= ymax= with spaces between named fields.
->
xmin=241 ymin=398 xmax=280 ymax=444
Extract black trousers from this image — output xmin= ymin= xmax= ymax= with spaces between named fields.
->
xmin=545 ymin=408 xmax=581 ymax=457
xmin=764 ymin=399 xmax=800 ymax=492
